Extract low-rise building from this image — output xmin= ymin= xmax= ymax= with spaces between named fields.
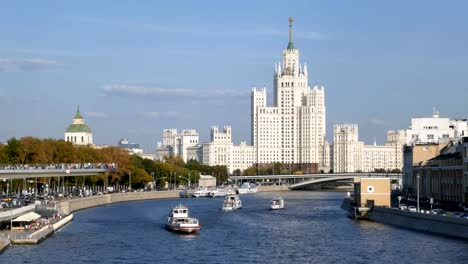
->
xmin=411 ymin=140 xmax=467 ymax=204
xmin=353 ymin=178 xmax=391 ymax=208
xmin=403 ymin=142 xmax=448 ymax=194
xmin=405 ymin=110 xmax=467 ymax=145
xmin=199 ymin=175 xmax=216 ymax=188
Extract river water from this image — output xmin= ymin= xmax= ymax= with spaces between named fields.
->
xmin=1 ymin=191 xmax=467 ymax=264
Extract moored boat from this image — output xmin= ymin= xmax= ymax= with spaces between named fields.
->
xmin=237 ymin=182 xmax=258 ymax=194
xmin=221 ymin=195 xmax=242 ymax=211
xmin=192 ymin=188 xmax=209 ymax=198
xmin=208 ymin=188 xmax=227 ymax=197
xmin=270 ymin=197 xmax=284 ymax=210
xmin=165 ymin=205 xmax=201 ymax=233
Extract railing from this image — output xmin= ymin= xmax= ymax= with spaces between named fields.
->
xmin=0 ymin=163 xmax=117 ymax=171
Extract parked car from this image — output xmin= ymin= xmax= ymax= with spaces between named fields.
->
xmin=408 ymin=206 xmax=417 ymax=212
xmin=431 ymin=209 xmax=446 ymax=216
xmin=399 ymin=204 xmax=408 ymax=210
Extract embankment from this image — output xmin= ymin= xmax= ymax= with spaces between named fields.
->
xmin=341 ymin=197 xmax=468 ymax=240
xmin=369 ymin=207 xmax=468 ymax=240
xmin=257 ymin=185 xmax=290 ymax=192
xmin=56 ymin=190 xmax=180 ymax=215
xmin=0 ymin=234 xmax=9 ymax=253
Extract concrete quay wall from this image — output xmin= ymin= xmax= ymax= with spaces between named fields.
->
xmin=369 ymin=207 xmax=468 ymax=240
xmin=57 ymin=190 xmax=180 ymax=215
xmin=258 ymin=185 xmax=290 ymax=192
xmin=0 ymin=234 xmax=10 ymax=253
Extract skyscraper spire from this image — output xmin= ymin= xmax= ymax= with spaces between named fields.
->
xmin=287 ymin=17 xmax=294 ymax=50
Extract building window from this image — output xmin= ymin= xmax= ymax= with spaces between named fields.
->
xmin=427 ymin=134 xmax=434 ymax=140
xmin=81 ymin=136 xmax=84 ymax=142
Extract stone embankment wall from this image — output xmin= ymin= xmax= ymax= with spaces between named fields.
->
xmin=57 ymin=190 xmax=180 ymax=215
xmin=0 ymin=234 xmax=10 ymax=253
xmin=369 ymin=207 xmax=468 ymax=240
xmin=257 ymin=185 xmax=289 ymax=192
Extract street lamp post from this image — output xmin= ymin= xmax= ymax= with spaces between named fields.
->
xmin=416 ymin=173 xmax=420 ymax=212
xmin=151 ymin=172 xmax=155 ymax=191
xmin=179 ymin=175 xmax=190 ymax=189
xmin=129 ymin=172 xmax=132 ymax=191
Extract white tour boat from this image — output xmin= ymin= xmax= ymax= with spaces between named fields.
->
xmin=165 ymin=204 xmax=201 ymax=233
xmin=192 ymin=188 xmax=209 ymax=198
xmin=221 ymin=195 xmax=242 ymax=211
xmin=208 ymin=188 xmax=227 ymax=197
xmin=238 ymin=182 xmax=258 ymax=194
xmin=270 ymin=197 xmax=285 ymax=210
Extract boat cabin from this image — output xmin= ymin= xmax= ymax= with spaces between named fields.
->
xmin=170 ymin=205 xmax=189 ymax=218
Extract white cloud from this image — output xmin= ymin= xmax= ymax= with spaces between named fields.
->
xmin=140 ymin=111 xmax=179 ymax=119
xmin=369 ymin=118 xmax=386 ymax=126
xmin=245 ymin=28 xmax=326 ymax=40
xmin=0 ymin=58 xmax=62 ymax=71
xmin=102 ymin=84 xmax=249 ymax=99
xmin=67 ymin=16 xmax=326 ymax=40
xmin=85 ymin=112 xmax=109 ymax=118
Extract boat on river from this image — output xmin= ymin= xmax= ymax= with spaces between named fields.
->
xmin=192 ymin=188 xmax=209 ymax=198
xmin=270 ymin=197 xmax=284 ymax=210
xmin=208 ymin=188 xmax=227 ymax=197
xmin=165 ymin=205 xmax=201 ymax=233
xmin=221 ymin=195 xmax=242 ymax=211
xmin=237 ymin=182 xmax=258 ymax=194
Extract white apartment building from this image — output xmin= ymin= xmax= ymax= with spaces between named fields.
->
xmin=156 ymin=129 xmax=200 ymax=162
xmin=406 ymin=110 xmax=468 ymax=145
xmin=332 ymin=124 xmax=405 ymax=173
xmin=202 ymin=126 xmax=255 ymax=174
xmin=252 ymin=18 xmax=326 ymax=169
xmin=158 ymin=126 xmax=255 ymax=173
xmin=332 ymin=124 xmax=363 ymax=173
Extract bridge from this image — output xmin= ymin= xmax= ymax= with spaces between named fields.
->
xmin=0 ymin=164 xmax=116 ymax=180
xmin=229 ymin=173 xmax=402 ymax=190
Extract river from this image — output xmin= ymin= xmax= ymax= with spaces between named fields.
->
xmin=1 ymin=191 xmax=467 ymax=263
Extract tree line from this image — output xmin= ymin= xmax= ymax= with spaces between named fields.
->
xmin=0 ymin=137 xmax=228 ymax=191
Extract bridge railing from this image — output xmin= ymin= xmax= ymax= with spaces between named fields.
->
xmin=0 ymin=163 xmax=117 ymax=171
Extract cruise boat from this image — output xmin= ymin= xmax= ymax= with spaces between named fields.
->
xmin=221 ymin=195 xmax=242 ymax=211
xmin=165 ymin=204 xmax=201 ymax=233
xmin=192 ymin=188 xmax=209 ymax=198
xmin=270 ymin=197 xmax=284 ymax=210
xmin=237 ymin=182 xmax=258 ymax=194
xmin=208 ymin=188 xmax=227 ymax=197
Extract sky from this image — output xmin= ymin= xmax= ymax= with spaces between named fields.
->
xmin=1 ymin=0 xmax=467 ymax=152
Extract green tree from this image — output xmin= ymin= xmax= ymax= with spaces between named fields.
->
xmin=4 ymin=137 xmax=22 ymax=163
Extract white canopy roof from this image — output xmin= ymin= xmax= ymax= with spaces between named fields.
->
xmin=12 ymin=212 xmax=41 ymax=222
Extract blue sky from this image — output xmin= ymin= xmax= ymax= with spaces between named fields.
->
xmin=1 ymin=1 xmax=467 ymax=151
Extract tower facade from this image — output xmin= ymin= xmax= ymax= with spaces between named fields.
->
xmin=251 ymin=17 xmax=326 ymax=167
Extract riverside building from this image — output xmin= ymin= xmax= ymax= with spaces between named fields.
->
xmin=251 ymin=17 xmax=327 ymax=170
xmin=155 ymin=129 xmax=200 ymax=162
xmin=331 ymin=124 xmax=405 ymax=173
xmin=64 ymin=106 xmax=93 ymax=146
xmin=406 ymin=110 xmax=467 ymax=145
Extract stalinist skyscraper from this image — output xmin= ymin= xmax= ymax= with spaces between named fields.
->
xmin=252 ymin=17 xmax=327 ymax=169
